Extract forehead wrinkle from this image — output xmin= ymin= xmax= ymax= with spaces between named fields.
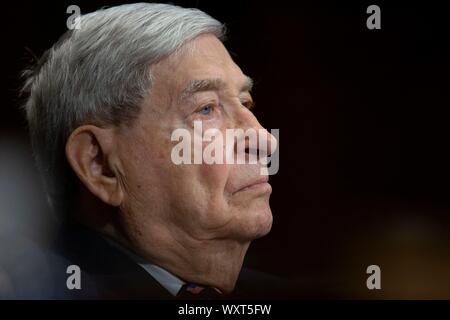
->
xmin=179 ymin=75 xmax=254 ymax=103
xmin=180 ymin=78 xmax=225 ymax=101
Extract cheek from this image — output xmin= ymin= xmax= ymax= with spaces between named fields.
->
xmin=190 ymin=163 xmax=232 ymax=220
xmin=198 ymin=163 xmax=230 ymax=194
xmin=170 ymin=163 xmax=232 ymax=233
xmin=119 ymin=128 xmax=175 ymax=201
xmin=120 ymin=124 xmax=235 ymax=234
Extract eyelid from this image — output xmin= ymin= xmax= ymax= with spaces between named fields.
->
xmin=197 ymin=101 xmax=217 ymax=111
xmin=242 ymin=100 xmax=255 ymax=110
xmin=193 ymin=101 xmax=222 ymax=118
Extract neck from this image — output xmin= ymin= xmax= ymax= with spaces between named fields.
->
xmin=165 ymin=236 xmax=250 ymax=293
xmin=115 ymin=221 xmax=251 ymax=293
xmin=77 ymin=197 xmax=252 ymax=294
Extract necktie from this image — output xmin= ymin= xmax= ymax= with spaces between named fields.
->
xmin=177 ymin=283 xmax=225 ymax=299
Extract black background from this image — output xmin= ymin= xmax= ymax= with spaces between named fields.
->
xmin=1 ymin=0 xmax=449 ymax=298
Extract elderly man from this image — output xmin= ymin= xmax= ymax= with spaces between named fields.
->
xmin=20 ymin=3 xmax=280 ymax=299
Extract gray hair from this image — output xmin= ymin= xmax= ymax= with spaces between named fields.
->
xmin=21 ymin=3 xmax=224 ymax=213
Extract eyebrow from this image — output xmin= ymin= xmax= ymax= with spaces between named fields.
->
xmin=180 ymin=76 xmax=254 ymax=100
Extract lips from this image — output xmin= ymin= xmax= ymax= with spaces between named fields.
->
xmin=233 ymin=176 xmax=270 ymax=195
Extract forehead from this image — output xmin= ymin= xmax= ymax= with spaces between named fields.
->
xmin=152 ymin=34 xmax=247 ymax=93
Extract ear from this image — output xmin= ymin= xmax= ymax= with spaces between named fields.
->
xmin=65 ymin=125 xmax=124 ymax=207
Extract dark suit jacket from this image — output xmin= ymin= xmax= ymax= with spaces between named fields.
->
xmin=1 ymin=222 xmax=289 ymax=299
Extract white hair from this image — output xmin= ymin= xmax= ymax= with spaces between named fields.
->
xmin=21 ymin=3 xmax=224 ymax=213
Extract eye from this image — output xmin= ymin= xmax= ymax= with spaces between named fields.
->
xmin=199 ymin=104 xmax=213 ymax=115
xmin=242 ymin=100 xmax=255 ymax=110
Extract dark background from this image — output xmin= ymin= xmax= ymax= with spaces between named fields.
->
xmin=1 ymin=0 xmax=449 ymax=298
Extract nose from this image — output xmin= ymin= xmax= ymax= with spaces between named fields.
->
xmin=235 ymin=108 xmax=277 ymax=161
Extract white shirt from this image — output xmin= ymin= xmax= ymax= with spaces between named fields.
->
xmin=138 ymin=263 xmax=185 ymax=296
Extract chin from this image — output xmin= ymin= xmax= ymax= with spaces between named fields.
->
xmin=239 ymin=203 xmax=273 ymax=240
xmin=253 ymin=206 xmax=273 ymax=238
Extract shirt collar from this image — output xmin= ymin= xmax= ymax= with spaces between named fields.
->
xmin=138 ymin=263 xmax=185 ymax=296
xmin=102 ymin=236 xmax=185 ymax=296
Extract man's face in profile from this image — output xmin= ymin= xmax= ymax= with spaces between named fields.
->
xmin=113 ymin=34 xmax=275 ymax=253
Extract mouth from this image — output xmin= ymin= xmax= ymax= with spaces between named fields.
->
xmin=233 ymin=176 xmax=271 ymax=195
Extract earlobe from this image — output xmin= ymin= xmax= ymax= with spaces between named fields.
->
xmin=65 ymin=125 xmax=124 ymax=207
